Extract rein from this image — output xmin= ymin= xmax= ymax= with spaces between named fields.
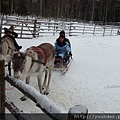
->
xmin=32 ymin=59 xmax=45 ymax=65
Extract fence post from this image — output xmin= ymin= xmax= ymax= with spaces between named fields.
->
xmin=83 ymin=25 xmax=85 ymax=35
xmin=103 ymin=26 xmax=105 ymax=36
xmin=69 ymin=22 xmax=72 ymax=36
xmin=93 ymin=25 xmax=96 ymax=35
xmin=20 ymin=23 xmax=23 ymax=38
xmin=110 ymin=27 xmax=113 ymax=36
xmin=33 ymin=19 xmax=37 ymax=38
xmin=0 ymin=16 xmax=3 ymax=37
xmin=67 ymin=105 xmax=88 ymax=120
xmin=0 ymin=60 xmax=5 ymax=120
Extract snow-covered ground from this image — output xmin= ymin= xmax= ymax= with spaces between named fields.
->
xmin=6 ymin=34 xmax=120 ymax=114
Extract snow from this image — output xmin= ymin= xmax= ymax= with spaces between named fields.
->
xmin=69 ymin=105 xmax=88 ymax=114
xmin=6 ymin=75 xmax=66 ymax=113
xmin=5 ymin=34 xmax=120 ymax=114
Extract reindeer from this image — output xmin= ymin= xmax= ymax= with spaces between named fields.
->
xmin=12 ymin=43 xmax=55 ymax=101
xmin=0 ymin=36 xmax=16 ymax=75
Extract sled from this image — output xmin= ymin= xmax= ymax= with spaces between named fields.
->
xmin=53 ymin=56 xmax=73 ymax=74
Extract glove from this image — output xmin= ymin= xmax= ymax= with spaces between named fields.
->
xmin=63 ymin=47 xmax=66 ymax=50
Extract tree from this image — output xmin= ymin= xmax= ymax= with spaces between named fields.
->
xmin=16 ymin=0 xmax=28 ymax=15
xmin=9 ymin=0 xmax=13 ymax=15
xmin=0 ymin=0 xmax=1 ymax=14
xmin=0 ymin=0 xmax=120 ymax=22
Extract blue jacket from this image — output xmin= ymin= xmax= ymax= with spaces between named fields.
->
xmin=54 ymin=41 xmax=71 ymax=59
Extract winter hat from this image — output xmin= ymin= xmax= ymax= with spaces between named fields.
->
xmin=59 ymin=30 xmax=65 ymax=36
xmin=4 ymin=27 xmax=11 ymax=34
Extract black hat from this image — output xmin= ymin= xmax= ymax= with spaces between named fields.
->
xmin=59 ymin=30 xmax=65 ymax=36
xmin=4 ymin=27 xmax=11 ymax=34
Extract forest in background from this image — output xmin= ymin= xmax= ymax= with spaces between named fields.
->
xmin=0 ymin=0 xmax=120 ymax=24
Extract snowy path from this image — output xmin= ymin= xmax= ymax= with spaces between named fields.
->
xmin=6 ymin=35 xmax=120 ymax=113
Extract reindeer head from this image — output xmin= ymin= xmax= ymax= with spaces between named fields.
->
xmin=12 ymin=52 xmax=27 ymax=79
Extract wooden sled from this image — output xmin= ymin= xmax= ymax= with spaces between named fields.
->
xmin=53 ymin=56 xmax=73 ymax=74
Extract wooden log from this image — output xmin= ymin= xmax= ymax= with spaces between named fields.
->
xmin=5 ymin=74 xmax=66 ymax=120
xmin=0 ymin=60 xmax=5 ymax=120
xmin=68 ymin=105 xmax=88 ymax=120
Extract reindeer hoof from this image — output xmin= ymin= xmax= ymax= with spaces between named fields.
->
xmin=44 ymin=92 xmax=49 ymax=95
xmin=20 ymin=96 xmax=27 ymax=101
xmin=42 ymin=87 xmax=45 ymax=90
xmin=44 ymin=89 xmax=50 ymax=95
xmin=42 ymin=85 xmax=46 ymax=90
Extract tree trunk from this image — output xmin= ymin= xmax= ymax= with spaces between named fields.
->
xmin=0 ymin=0 xmax=1 ymax=14
xmin=0 ymin=60 xmax=5 ymax=120
xmin=10 ymin=0 xmax=13 ymax=15
xmin=91 ymin=0 xmax=95 ymax=22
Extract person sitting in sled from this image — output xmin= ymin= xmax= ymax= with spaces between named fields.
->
xmin=4 ymin=25 xmax=22 ymax=51
xmin=54 ymin=33 xmax=71 ymax=65
xmin=56 ymin=30 xmax=72 ymax=57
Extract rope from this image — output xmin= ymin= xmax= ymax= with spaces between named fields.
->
xmin=32 ymin=59 xmax=45 ymax=65
xmin=6 ymin=86 xmax=14 ymax=90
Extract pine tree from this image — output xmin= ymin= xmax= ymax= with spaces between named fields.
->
xmin=16 ymin=0 xmax=28 ymax=15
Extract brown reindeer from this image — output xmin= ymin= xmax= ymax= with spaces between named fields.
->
xmin=12 ymin=43 xmax=55 ymax=101
xmin=0 ymin=36 xmax=15 ymax=75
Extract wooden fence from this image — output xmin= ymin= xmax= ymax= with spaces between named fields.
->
xmin=0 ymin=16 xmax=37 ymax=39
xmin=0 ymin=16 xmax=119 ymax=39
xmin=0 ymin=60 xmax=88 ymax=120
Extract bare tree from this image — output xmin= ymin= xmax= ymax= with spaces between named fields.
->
xmin=9 ymin=0 xmax=13 ymax=15
xmin=91 ymin=0 xmax=95 ymax=22
xmin=0 ymin=0 xmax=1 ymax=14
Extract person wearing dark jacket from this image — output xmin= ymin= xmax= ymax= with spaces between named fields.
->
xmin=4 ymin=25 xmax=22 ymax=51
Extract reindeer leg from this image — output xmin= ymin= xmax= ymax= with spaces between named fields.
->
xmin=44 ymin=69 xmax=51 ymax=95
xmin=8 ymin=61 xmax=11 ymax=76
xmin=42 ymin=69 xmax=48 ymax=90
xmin=20 ymin=76 xmax=30 ymax=101
xmin=37 ymin=74 xmax=43 ymax=94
